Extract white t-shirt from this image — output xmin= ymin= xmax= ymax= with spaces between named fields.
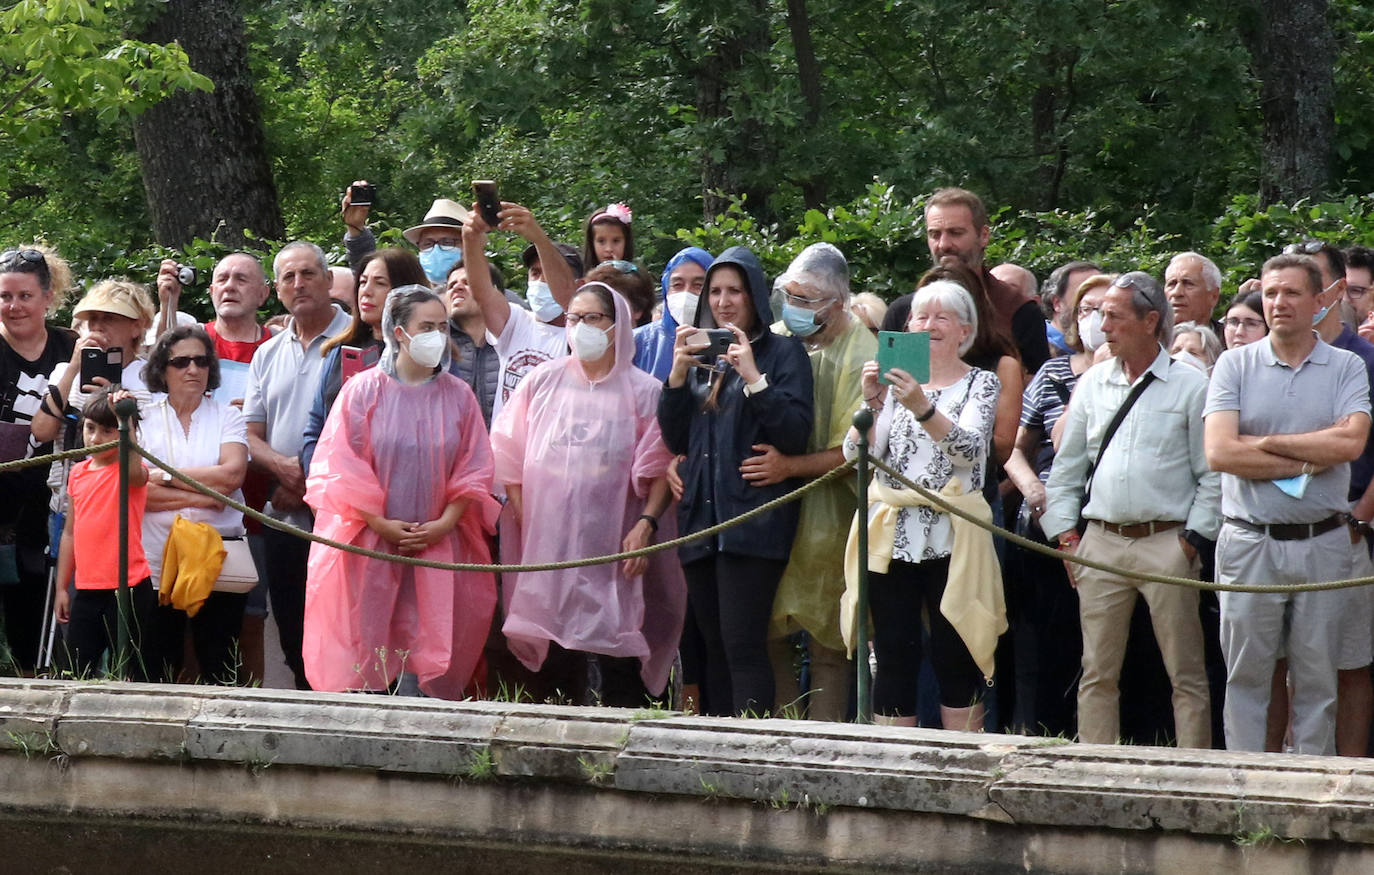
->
xmin=139 ymin=396 xmax=248 ymax=584
xmin=489 ymin=304 xmax=566 ymax=421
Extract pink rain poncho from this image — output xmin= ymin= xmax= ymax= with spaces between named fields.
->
xmin=303 ymin=357 xmax=500 ymax=699
xmin=490 ymin=284 xmax=684 ymax=694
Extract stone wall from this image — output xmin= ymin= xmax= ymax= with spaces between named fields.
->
xmin=2 ymin=679 xmax=1372 ymax=872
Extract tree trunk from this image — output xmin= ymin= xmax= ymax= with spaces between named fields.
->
xmin=1243 ymin=0 xmax=1334 ymax=205
xmin=131 ymin=0 xmax=284 ymax=247
xmin=785 ymin=0 xmax=826 ymax=209
xmin=695 ymin=0 xmax=772 ymax=220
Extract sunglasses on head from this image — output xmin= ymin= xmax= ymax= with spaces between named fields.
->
xmin=0 ymin=248 xmax=50 ymax=284
xmin=1284 ymin=240 xmax=1330 ymax=256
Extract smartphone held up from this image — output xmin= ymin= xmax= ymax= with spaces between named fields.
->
xmin=472 ymin=180 xmax=501 ymax=227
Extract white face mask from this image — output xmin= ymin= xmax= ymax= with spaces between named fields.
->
xmin=568 ymin=320 xmax=612 ymax=362
xmin=402 ymin=328 xmax=446 ymax=369
xmin=666 ymin=291 xmax=699 ymax=327
xmin=526 ymin=280 xmax=563 ymax=323
xmin=1077 ymin=310 xmax=1106 ymax=351
xmin=1172 ymin=350 xmax=1210 ymax=375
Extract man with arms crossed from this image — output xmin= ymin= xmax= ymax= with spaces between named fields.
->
xmin=1204 ymin=253 xmax=1371 ymax=754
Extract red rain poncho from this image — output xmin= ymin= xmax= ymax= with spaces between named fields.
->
xmin=303 ymin=365 xmax=499 ymax=699
xmin=490 ymin=285 xmax=684 ymax=694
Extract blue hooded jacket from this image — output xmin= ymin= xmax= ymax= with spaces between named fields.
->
xmin=633 ymin=246 xmax=715 ymax=380
xmin=656 ymin=246 xmax=815 ymax=565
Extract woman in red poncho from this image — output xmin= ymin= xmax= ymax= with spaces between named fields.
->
xmin=304 ymin=285 xmax=499 ymax=698
xmin=490 ymin=282 xmax=682 ymax=706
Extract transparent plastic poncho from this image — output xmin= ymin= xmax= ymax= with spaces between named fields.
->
xmin=769 ymin=314 xmax=878 ymax=652
xmin=490 ymin=284 xmax=684 ymax=694
xmin=303 ymin=291 xmax=499 ymax=698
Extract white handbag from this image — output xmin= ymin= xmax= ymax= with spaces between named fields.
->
xmin=214 ymin=537 xmax=258 ymax=594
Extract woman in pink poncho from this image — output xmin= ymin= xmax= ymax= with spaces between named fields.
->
xmin=304 ymin=285 xmax=499 ymax=698
xmin=491 ymin=282 xmax=683 ymax=705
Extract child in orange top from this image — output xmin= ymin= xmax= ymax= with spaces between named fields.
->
xmin=54 ymin=387 xmax=153 ymax=679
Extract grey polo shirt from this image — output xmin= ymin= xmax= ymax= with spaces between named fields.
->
xmin=1204 ymin=333 xmax=1371 ymax=524
xmin=243 ymin=305 xmax=352 ymax=525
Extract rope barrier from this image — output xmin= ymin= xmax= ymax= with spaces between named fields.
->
xmin=0 ymin=440 xmax=116 ymax=473
xmin=867 ymin=457 xmax=1374 ymax=594
xmin=9 ymin=428 xmax=1366 ymax=594
xmin=131 ymin=441 xmax=856 ymax=573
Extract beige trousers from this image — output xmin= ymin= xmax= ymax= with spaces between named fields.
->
xmin=1075 ymin=523 xmax=1211 ymax=748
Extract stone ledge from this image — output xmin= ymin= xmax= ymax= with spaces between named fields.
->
xmin=1 ymin=678 xmax=1371 ymax=850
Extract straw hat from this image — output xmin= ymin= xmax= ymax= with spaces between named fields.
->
xmin=403 ymin=199 xmax=471 ymax=245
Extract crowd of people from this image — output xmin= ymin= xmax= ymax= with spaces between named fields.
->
xmin=3 ymin=183 xmax=1374 ymax=759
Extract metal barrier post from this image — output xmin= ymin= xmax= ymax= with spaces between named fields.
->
xmin=114 ymin=396 xmax=138 ymax=677
xmin=852 ymin=408 xmax=874 ymax=724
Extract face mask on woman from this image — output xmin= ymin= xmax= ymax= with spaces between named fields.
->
xmin=568 ymin=320 xmax=612 ymax=362
xmin=526 ymin=281 xmax=563 ymax=323
xmin=1077 ymin=309 xmax=1106 ymax=351
xmin=666 ymin=291 xmax=698 ymax=327
xmin=402 ymin=327 xmax=447 ymax=368
xmin=419 ymin=245 xmax=461 ymax=283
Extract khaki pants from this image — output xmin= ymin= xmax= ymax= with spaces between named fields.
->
xmin=1075 ymin=523 xmax=1211 ymax=748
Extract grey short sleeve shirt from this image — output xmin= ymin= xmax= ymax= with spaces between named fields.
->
xmin=1204 ymin=334 xmax=1372 ymax=523
xmin=243 ymin=305 xmax=352 ymax=524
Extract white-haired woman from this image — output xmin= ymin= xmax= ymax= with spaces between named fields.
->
xmin=844 ymin=279 xmax=1002 ymax=731
xmin=1170 ymin=321 xmax=1223 ymax=375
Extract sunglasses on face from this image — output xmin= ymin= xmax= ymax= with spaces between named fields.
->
xmin=167 ymin=355 xmax=211 ymax=370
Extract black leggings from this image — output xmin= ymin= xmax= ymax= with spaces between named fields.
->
xmin=682 ymin=553 xmax=785 ymax=716
xmin=149 ymin=591 xmax=248 ymax=685
xmin=63 ymin=579 xmax=156 ymax=681
xmin=870 ymin=557 xmax=985 ymax=716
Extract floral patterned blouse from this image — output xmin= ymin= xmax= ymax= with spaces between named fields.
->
xmin=844 ymin=367 xmax=1000 ymax=563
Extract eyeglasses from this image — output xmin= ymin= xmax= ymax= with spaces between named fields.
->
xmin=1077 ymin=303 xmax=1101 ymax=318
xmin=0 ymin=248 xmax=50 ymax=284
xmin=784 ymin=290 xmax=830 ymax=308
xmin=564 ymin=312 xmax=612 ymax=327
xmin=1223 ymin=316 xmax=1266 ymax=332
xmin=1349 ymin=284 xmax=1370 ymax=299
xmin=605 ymin=260 xmax=638 ymax=274
xmin=417 ymin=237 xmax=460 ymax=251
xmin=167 ymin=355 xmax=211 ymax=369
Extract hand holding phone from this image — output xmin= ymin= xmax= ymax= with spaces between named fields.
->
xmin=472 ymin=180 xmax=501 ymax=227
xmin=688 ymin=328 xmax=733 ymax=365
xmin=81 ymin=347 xmax=124 ymax=388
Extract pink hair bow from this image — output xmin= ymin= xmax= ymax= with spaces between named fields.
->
xmin=601 ymin=202 xmax=633 ymax=225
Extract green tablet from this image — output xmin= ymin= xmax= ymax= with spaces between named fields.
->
xmin=877 ymin=330 xmax=930 ymax=385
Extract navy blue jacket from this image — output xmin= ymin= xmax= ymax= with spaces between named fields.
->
xmin=657 ymin=247 xmax=814 ymax=565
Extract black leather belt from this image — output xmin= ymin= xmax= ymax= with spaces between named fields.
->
xmin=1224 ymin=514 xmax=1345 ymax=541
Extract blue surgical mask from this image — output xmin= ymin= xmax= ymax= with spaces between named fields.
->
xmin=782 ymin=300 xmax=825 ymax=337
xmin=526 ymin=280 xmax=563 ymax=322
xmin=419 ymin=245 xmax=461 ymax=283
xmin=1312 ymin=304 xmax=1333 ymax=326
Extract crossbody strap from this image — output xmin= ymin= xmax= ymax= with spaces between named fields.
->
xmin=1083 ymin=369 xmax=1158 ymax=507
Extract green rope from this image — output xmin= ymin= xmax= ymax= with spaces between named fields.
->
xmin=132 ymin=441 xmax=855 ymax=573
xmin=868 ymin=458 xmax=1374 ymax=594
xmin=0 ymin=440 xmax=117 ymax=473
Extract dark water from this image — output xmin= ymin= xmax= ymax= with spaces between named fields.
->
xmin=1 ymin=814 xmax=827 ymax=874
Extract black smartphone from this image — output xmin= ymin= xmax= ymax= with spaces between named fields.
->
xmin=688 ymin=328 xmax=734 ymax=364
xmin=80 ymin=346 xmax=124 ymax=387
xmin=349 ymin=183 xmax=376 ymax=207
xmin=472 ymin=180 xmax=501 ymax=227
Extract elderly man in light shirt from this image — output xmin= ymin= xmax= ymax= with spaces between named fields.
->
xmin=1042 ymin=271 xmax=1219 ymax=749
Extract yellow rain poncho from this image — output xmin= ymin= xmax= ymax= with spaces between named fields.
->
xmin=769 ymin=314 xmax=876 ymax=651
